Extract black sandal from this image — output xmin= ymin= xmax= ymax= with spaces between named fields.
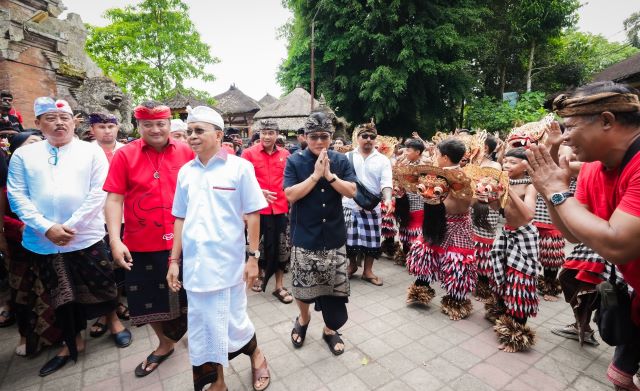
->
xmin=291 ymin=316 xmax=309 ymax=348
xmin=0 ymin=310 xmax=15 ymax=328
xmin=116 ymin=302 xmax=130 ymax=321
xmin=89 ymin=320 xmax=108 ymax=338
xmin=322 ymin=331 xmax=344 ymax=356
xmin=134 ymin=348 xmax=174 ymax=377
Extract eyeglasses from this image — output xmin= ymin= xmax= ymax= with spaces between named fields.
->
xmin=360 ymin=134 xmax=377 ymax=140
xmin=186 ymin=128 xmax=214 ymax=136
xmin=48 ymin=147 xmax=58 ymax=166
xmin=308 ymin=134 xmax=330 ymax=141
xmin=1 ymin=98 xmax=12 ymax=103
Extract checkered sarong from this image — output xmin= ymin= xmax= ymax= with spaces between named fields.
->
xmin=534 ymin=194 xmax=554 ymax=225
xmin=490 ymin=223 xmax=540 ymax=288
xmin=344 ymin=206 xmax=381 ymax=256
xmin=408 ymin=192 xmax=423 ymax=212
xmin=566 ymin=243 xmax=626 ymax=283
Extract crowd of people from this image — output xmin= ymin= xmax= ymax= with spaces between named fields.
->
xmin=0 ymin=80 xmax=638 ymax=391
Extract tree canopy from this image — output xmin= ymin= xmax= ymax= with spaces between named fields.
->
xmin=85 ymin=0 xmax=218 ymax=102
xmin=278 ymin=0 xmax=638 ymax=136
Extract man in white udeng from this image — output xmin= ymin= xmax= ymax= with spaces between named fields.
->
xmin=167 ymin=106 xmax=270 ymax=391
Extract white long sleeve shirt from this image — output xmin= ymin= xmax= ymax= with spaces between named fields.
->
xmin=7 ymin=138 xmax=109 ymax=255
xmin=342 ymin=148 xmax=393 ymax=210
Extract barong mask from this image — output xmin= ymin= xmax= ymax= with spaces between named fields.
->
xmin=416 ymin=175 xmax=450 ymax=205
xmin=432 ymin=130 xmax=487 ymax=165
xmin=393 ymin=164 xmax=473 ymax=202
xmin=463 ymin=165 xmax=509 ymax=208
xmin=506 ymin=114 xmax=554 ymax=149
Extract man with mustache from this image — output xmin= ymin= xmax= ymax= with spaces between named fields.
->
xmin=7 ymin=97 xmax=125 ymax=376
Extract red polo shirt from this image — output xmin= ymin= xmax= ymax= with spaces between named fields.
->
xmin=574 ymin=154 xmax=640 ymax=327
xmin=103 ymin=138 xmax=195 ymax=252
xmin=241 ymin=142 xmax=289 ymax=215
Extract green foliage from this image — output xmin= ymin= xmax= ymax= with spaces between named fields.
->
xmin=533 ymin=30 xmax=639 ymax=92
xmin=466 ymin=91 xmax=547 ymax=134
xmin=85 ymin=0 xmax=219 ymax=102
xmin=624 ymin=11 xmax=640 ymax=49
xmin=278 ymin=0 xmax=490 ymax=135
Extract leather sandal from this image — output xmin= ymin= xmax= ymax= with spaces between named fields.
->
xmin=272 ymin=288 xmax=293 ymax=304
xmin=251 ymin=355 xmax=270 ymax=391
xmin=89 ymin=320 xmax=108 ymax=338
xmin=322 ymin=331 xmax=345 ymax=356
xmin=291 ymin=316 xmax=308 ymax=348
xmin=135 ymin=348 xmax=174 ymax=377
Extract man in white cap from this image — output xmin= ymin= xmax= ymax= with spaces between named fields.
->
xmin=7 ymin=97 xmax=128 ymax=376
xmin=170 ymin=118 xmax=188 ymax=142
xmin=167 ymin=106 xmax=271 ymax=391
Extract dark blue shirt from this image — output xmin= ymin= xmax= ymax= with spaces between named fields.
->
xmin=284 ymin=148 xmax=357 ymax=250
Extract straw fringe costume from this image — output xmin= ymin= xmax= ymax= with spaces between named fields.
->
xmin=486 ymin=223 xmax=540 ymax=352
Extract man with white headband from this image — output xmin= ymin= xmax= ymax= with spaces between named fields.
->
xmin=167 ymin=106 xmax=270 ymax=391
xmin=170 ymin=118 xmax=188 ymax=142
xmin=8 ymin=97 xmax=126 ymax=376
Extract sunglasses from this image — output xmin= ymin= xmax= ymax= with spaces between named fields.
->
xmin=186 ymin=128 xmax=214 ymax=136
xmin=360 ymin=134 xmax=377 ymax=140
xmin=308 ymin=134 xmax=330 ymax=141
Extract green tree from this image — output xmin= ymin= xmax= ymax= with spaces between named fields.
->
xmin=466 ymin=91 xmax=547 ymax=134
xmin=624 ymin=11 xmax=640 ymax=49
xmin=85 ymin=0 xmax=218 ymax=102
xmin=533 ymin=30 xmax=639 ymax=93
xmin=278 ymin=0 xmax=490 ymax=135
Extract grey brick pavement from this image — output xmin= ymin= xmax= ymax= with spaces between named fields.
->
xmin=0 ymin=255 xmax=617 ymax=390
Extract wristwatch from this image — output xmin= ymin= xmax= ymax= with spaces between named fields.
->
xmin=248 ymin=250 xmax=261 ymax=259
xmin=549 ymin=191 xmax=574 ymax=206
xmin=328 ymin=175 xmax=337 ymax=184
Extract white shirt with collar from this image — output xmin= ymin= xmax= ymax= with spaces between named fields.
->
xmin=342 ymin=147 xmax=393 ymax=210
xmin=7 ymin=138 xmax=109 ymax=255
xmin=172 ymin=148 xmax=267 ymax=292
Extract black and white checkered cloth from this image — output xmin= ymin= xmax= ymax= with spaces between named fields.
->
xmin=566 ymin=243 xmax=626 ymax=283
xmin=490 ymin=223 xmax=540 ymax=287
xmin=442 ymin=213 xmax=474 ymax=250
xmin=344 ymin=206 xmax=381 ymax=249
xmin=534 ymin=194 xmax=554 ymax=225
xmin=408 ymin=192 xmax=424 ymax=212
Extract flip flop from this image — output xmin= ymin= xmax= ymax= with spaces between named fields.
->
xmin=361 ymin=275 xmax=383 ymax=286
xmin=272 ymin=288 xmax=293 ymax=304
xmin=116 ymin=303 xmax=130 ymax=321
xmin=89 ymin=320 xmax=108 ymax=338
xmin=134 ymin=348 xmax=174 ymax=377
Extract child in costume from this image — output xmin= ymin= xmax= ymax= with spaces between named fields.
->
xmin=486 ymin=147 xmax=540 ymax=353
xmin=405 ymin=139 xmax=475 ymax=320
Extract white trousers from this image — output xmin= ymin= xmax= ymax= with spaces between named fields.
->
xmin=186 ymin=283 xmax=255 ymax=367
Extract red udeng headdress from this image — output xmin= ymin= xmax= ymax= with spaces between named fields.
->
xmin=133 ymin=105 xmax=171 ymax=120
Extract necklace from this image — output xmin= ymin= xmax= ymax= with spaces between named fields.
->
xmin=144 ymin=150 xmax=167 ymax=179
xmin=509 ymin=177 xmax=532 ymax=185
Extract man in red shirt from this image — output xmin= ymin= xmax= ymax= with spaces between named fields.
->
xmin=241 ymin=120 xmax=293 ymax=303
xmin=526 ymin=81 xmax=640 ymax=391
xmin=104 ymin=101 xmax=194 ymax=377
xmin=1 ymin=91 xmax=23 ymax=124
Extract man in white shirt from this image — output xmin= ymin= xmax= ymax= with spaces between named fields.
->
xmin=343 ymin=121 xmax=394 ymax=286
xmin=7 ymin=97 xmax=129 ymax=377
xmin=166 ymin=106 xmax=270 ymax=391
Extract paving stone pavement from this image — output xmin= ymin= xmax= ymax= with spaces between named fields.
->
xmin=0 ymin=255 xmax=617 ymax=391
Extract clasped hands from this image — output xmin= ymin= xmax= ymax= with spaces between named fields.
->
xmin=311 ymin=149 xmax=335 ymax=182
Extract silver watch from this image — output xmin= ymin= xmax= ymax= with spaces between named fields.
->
xmin=248 ymin=250 xmax=261 ymax=259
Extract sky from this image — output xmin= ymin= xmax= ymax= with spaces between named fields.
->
xmin=61 ymin=0 xmax=639 ymax=102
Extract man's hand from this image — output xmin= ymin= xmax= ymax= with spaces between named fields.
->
xmin=73 ymin=113 xmax=84 ymax=127
xmin=244 ymin=257 xmax=259 ymax=287
xmin=45 ymin=224 xmax=75 ymax=246
xmin=166 ymin=262 xmax=182 ymax=293
xmin=110 ymin=239 xmax=133 ymax=271
xmin=262 ymin=189 xmax=277 ymax=203
xmin=313 ymin=149 xmax=328 ymax=180
xmin=545 ymin=121 xmax=563 ymax=147
xmin=525 ymin=144 xmax=571 ymax=199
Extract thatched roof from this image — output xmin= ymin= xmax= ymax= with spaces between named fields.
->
xmin=213 ymin=84 xmax=261 ymax=115
xmin=255 ymin=87 xmax=329 ymax=118
xmin=593 ymin=53 xmax=640 ymax=85
xmin=258 ymin=93 xmax=278 ymax=108
xmin=163 ymin=93 xmax=208 ymax=109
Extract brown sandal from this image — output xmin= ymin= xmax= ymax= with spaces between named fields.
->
xmin=272 ymin=288 xmax=293 ymax=304
xmin=251 ymin=276 xmax=264 ymax=293
xmin=251 ymin=355 xmax=270 ymax=391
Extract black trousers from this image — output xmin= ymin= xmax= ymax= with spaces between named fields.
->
xmin=300 ymin=295 xmax=349 ymax=330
